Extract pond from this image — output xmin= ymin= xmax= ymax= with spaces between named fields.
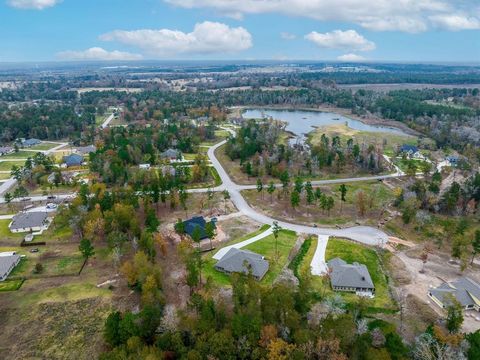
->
xmin=242 ymin=109 xmax=409 ymax=145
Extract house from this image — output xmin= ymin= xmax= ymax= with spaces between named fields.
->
xmin=446 ymin=156 xmax=459 ymax=167
xmin=139 ymin=163 xmax=151 ymax=170
xmin=74 ymin=145 xmax=96 ymax=156
xmin=183 ymin=216 xmax=215 ymax=240
xmin=9 ymin=212 xmax=50 ymax=233
xmin=400 ymin=144 xmax=419 ymax=157
xmin=63 ymin=153 xmax=84 ymax=168
xmin=429 ymin=277 xmax=480 ymax=312
xmin=0 ymin=252 xmax=21 ymax=281
xmin=160 ymin=148 xmax=181 ymax=160
xmin=327 ymin=258 xmax=375 ymax=296
xmin=160 ymin=165 xmax=176 ymax=177
xmin=0 ymin=146 xmax=14 ymax=156
xmin=21 ymin=138 xmax=41 ymax=148
xmin=47 ymin=171 xmax=79 ymax=185
xmin=214 ymin=248 xmax=269 ymax=280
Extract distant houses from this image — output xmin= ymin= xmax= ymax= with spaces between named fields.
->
xmin=429 ymin=277 xmax=480 ymax=312
xmin=399 ymin=144 xmax=425 ymax=160
xmin=327 ymin=258 xmax=375 ymax=297
xmin=0 ymin=146 xmax=14 ymax=156
xmin=0 ymin=252 xmax=21 ymax=282
xmin=160 ymin=148 xmax=182 ymax=161
xmin=74 ymin=145 xmax=96 ymax=156
xmin=20 ymin=138 xmax=41 ymax=148
xmin=9 ymin=212 xmax=50 ymax=233
xmin=62 ymin=153 xmax=84 ymax=168
xmin=215 ymin=248 xmax=269 ymax=280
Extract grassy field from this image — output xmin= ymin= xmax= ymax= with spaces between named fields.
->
xmin=0 ymin=151 xmax=38 ymax=159
xmin=0 ymin=173 xmax=12 ymax=180
xmin=203 ymin=228 xmax=297 ymax=286
xmin=29 ymin=142 xmax=59 ymax=151
xmin=300 ymin=237 xmax=396 ymax=310
xmin=0 ymin=279 xmax=24 ymax=292
xmin=0 ymin=161 xmax=24 ymax=171
xmin=308 ymin=124 xmax=418 ymax=156
xmin=242 ymin=180 xmax=395 ymax=227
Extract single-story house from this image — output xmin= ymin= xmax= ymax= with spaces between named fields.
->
xmin=47 ymin=171 xmax=79 ymax=184
xmin=215 ymin=248 xmax=269 ymax=280
xmin=160 ymin=148 xmax=181 ymax=160
xmin=429 ymin=277 xmax=480 ymax=312
xmin=74 ymin=145 xmax=96 ymax=156
xmin=183 ymin=216 xmax=215 ymax=240
xmin=327 ymin=258 xmax=375 ymax=296
xmin=63 ymin=153 xmax=84 ymax=168
xmin=21 ymin=138 xmax=41 ymax=148
xmin=0 ymin=252 xmax=21 ymax=281
xmin=9 ymin=212 xmax=50 ymax=233
xmin=0 ymin=146 xmax=14 ymax=156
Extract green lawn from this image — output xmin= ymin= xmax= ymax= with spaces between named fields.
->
xmin=0 ymin=172 xmax=12 ymax=180
xmin=203 ymin=224 xmax=273 ymax=286
xmin=0 ymin=279 xmax=24 ymax=292
xmin=0 ymin=219 xmax=24 ymax=242
xmin=29 ymin=142 xmax=59 ymax=151
xmin=244 ymin=230 xmax=297 ymax=284
xmin=325 ymin=238 xmax=395 ymax=310
xmin=0 ymin=151 xmax=38 ymax=159
xmin=0 ymin=161 xmax=24 ymax=171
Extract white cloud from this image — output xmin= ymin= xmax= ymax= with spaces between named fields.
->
xmin=429 ymin=14 xmax=480 ymax=30
xmin=57 ymin=47 xmax=143 ymax=61
xmin=337 ymin=53 xmax=366 ymax=62
xmin=305 ymin=30 xmax=375 ymax=52
xmin=7 ymin=0 xmax=61 ymax=10
xmin=100 ymin=21 xmax=252 ymax=57
xmin=280 ymin=32 xmax=296 ymax=40
xmin=165 ymin=0 xmax=480 ymax=33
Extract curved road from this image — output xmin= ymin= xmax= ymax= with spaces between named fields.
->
xmin=207 ymin=139 xmax=388 ymax=246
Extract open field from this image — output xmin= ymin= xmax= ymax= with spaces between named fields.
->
xmin=308 ymin=123 xmax=420 ymax=156
xmin=0 ymin=161 xmax=24 ymax=171
xmin=242 ymin=180 xmax=395 ymax=227
xmin=0 ymin=279 xmax=24 ymax=292
xmin=29 ymin=142 xmax=61 ymax=151
xmin=0 ymin=151 xmax=39 ymax=160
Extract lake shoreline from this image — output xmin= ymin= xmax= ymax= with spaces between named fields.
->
xmin=230 ymin=105 xmax=420 ymax=137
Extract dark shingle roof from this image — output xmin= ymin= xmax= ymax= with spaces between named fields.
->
xmin=160 ymin=149 xmax=181 ymax=159
xmin=327 ymin=257 xmax=374 ymax=290
xmin=400 ymin=145 xmax=419 ymax=153
xmin=183 ymin=216 xmax=215 ymax=240
xmin=10 ymin=212 xmax=48 ymax=231
xmin=430 ymin=277 xmax=480 ymax=308
xmin=215 ymin=248 xmax=269 ymax=279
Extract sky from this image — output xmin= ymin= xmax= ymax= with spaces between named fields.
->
xmin=0 ymin=0 xmax=479 ymax=63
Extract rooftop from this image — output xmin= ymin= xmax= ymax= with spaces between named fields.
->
xmin=10 ymin=212 xmax=48 ymax=231
xmin=0 ymin=254 xmax=20 ymax=277
xmin=215 ymin=248 xmax=269 ymax=280
xmin=327 ymin=257 xmax=375 ymax=290
xmin=430 ymin=277 xmax=480 ymax=308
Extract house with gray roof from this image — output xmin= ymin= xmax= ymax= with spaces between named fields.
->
xmin=0 ymin=146 xmax=14 ymax=156
xmin=21 ymin=138 xmax=41 ymax=148
xmin=74 ymin=145 xmax=96 ymax=156
xmin=215 ymin=248 xmax=269 ymax=280
xmin=63 ymin=153 xmax=84 ymax=168
xmin=0 ymin=252 xmax=21 ymax=281
xmin=429 ymin=277 xmax=480 ymax=312
xmin=9 ymin=212 xmax=49 ymax=233
xmin=327 ymin=258 xmax=375 ymax=296
xmin=160 ymin=148 xmax=181 ymax=160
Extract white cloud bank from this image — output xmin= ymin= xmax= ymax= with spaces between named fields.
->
xmin=165 ymin=0 xmax=480 ymax=32
xmin=7 ymin=0 xmax=61 ymax=10
xmin=305 ymin=30 xmax=375 ymax=51
xmin=337 ymin=53 xmax=366 ymax=62
xmin=57 ymin=47 xmax=143 ymax=61
xmin=100 ymin=21 xmax=253 ymax=57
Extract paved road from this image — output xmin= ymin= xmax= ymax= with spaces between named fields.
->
xmin=207 ymin=139 xmax=389 ymax=246
xmin=311 ymin=235 xmax=329 ymax=275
